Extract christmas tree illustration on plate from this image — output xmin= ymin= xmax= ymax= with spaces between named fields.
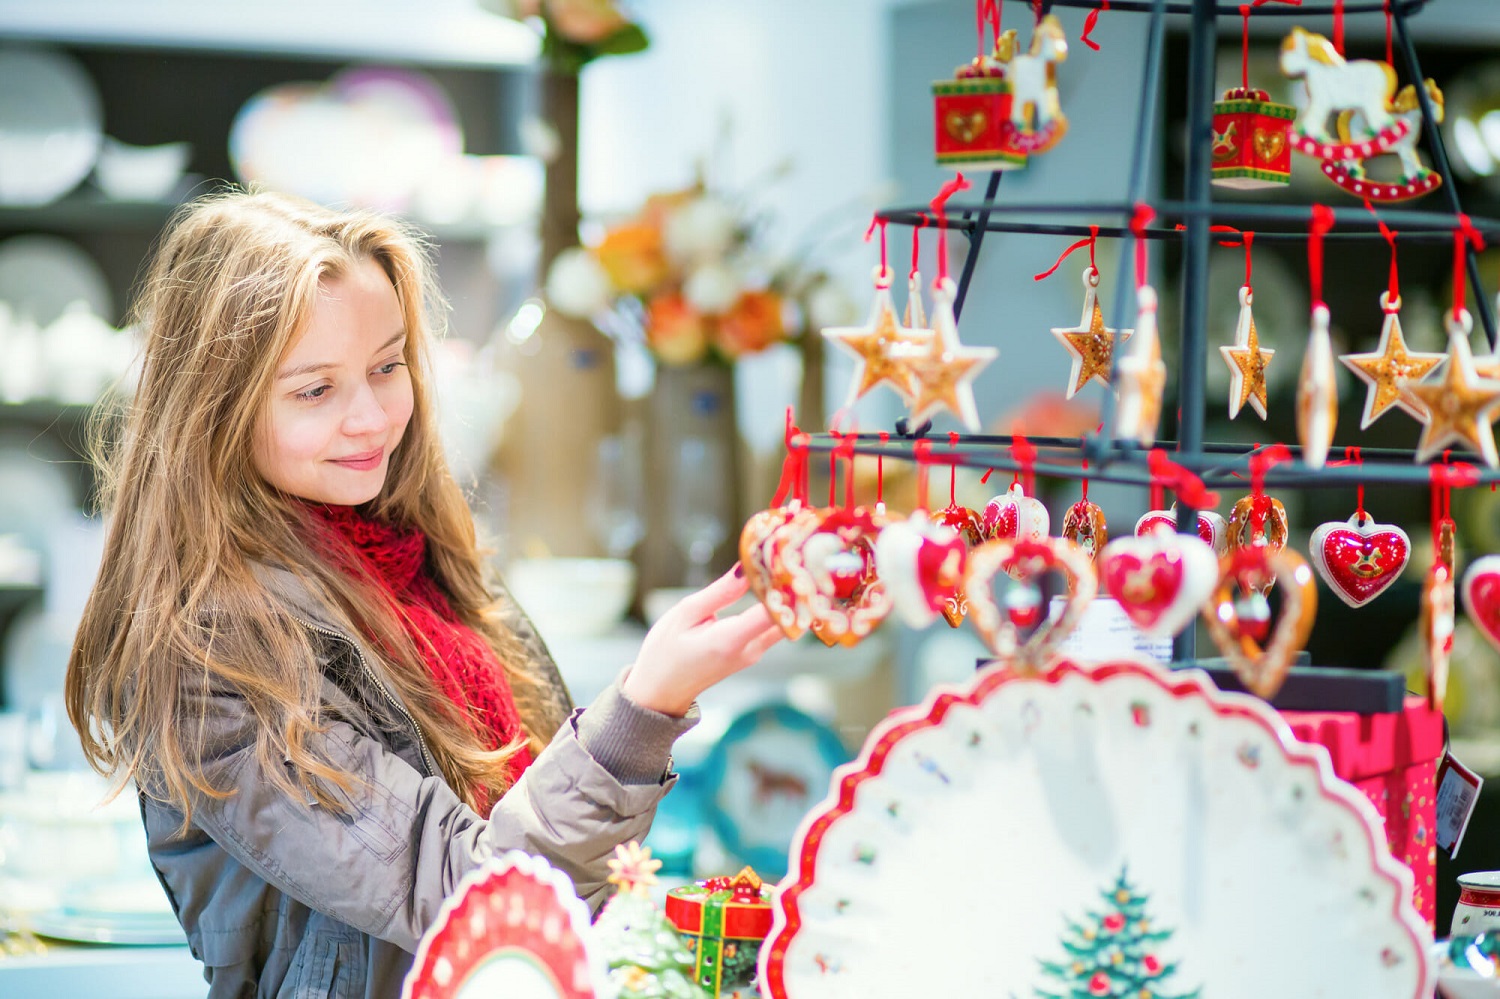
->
xmin=1036 ymin=866 xmax=1200 ymax=999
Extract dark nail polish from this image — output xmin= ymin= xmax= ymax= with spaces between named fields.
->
xmin=733 ymin=563 xmax=744 ymax=579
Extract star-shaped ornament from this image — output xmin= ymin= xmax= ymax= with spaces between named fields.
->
xmin=1218 ymin=285 xmax=1274 ymax=420
xmin=824 ymin=267 xmax=932 ymax=408
xmin=605 ymin=841 xmax=661 ymax=897
xmin=893 ymin=276 xmax=997 ymax=431
xmin=1297 ymin=303 xmax=1339 ymax=470
xmin=1338 ymin=292 xmax=1446 ymax=428
xmin=1051 ymin=266 xmax=1132 ymax=398
xmin=1399 ymin=309 xmax=1500 ymax=468
xmin=904 ymin=269 xmax=931 ymax=333
xmin=1114 ymin=284 xmax=1167 ymax=447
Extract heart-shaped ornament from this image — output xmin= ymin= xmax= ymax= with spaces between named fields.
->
xmin=1201 ymin=545 xmax=1318 ymax=699
xmin=741 ymin=504 xmax=814 ymax=640
xmin=1253 ymin=126 xmax=1286 ymax=163
xmin=1308 ymin=513 xmax=1410 ymax=608
xmin=932 ymin=503 xmax=984 ymax=546
xmin=1099 ymin=523 xmax=1220 ymax=638
xmin=1462 ymin=554 xmax=1500 ymax=653
xmin=981 ymin=483 xmax=1050 ymax=543
xmin=1227 ymin=494 xmax=1288 ymax=555
xmin=779 ymin=506 xmax=892 ymax=648
xmin=945 ymin=109 xmax=988 ymax=144
xmin=963 ymin=536 xmax=1098 ymax=671
xmin=875 ymin=513 xmax=968 ymax=630
xmin=1133 ymin=504 xmax=1228 ymax=556
xmin=1061 ymin=499 xmax=1108 ymax=563
xmin=1426 ymin=562 xmax=1456 ymax=711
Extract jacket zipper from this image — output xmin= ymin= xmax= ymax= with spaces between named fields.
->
xmin=293 ymin=615 xmax=439 ymax=778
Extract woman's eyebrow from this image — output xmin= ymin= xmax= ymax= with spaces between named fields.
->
xmin=276 ymin=331 xmax=406 ymax=380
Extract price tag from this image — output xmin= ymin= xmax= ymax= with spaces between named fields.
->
xmin=1437 ymin=750 xmax=1483 ymax=859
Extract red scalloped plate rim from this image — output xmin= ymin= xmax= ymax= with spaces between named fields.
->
xmin=758 ymin=658 xmax=1432 ymax=999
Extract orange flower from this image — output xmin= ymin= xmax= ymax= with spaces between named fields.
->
xmin=713 ymin=290 xmax=786 ymax=358
xmin=544 ymin=0 xmax=628 ymax=44
xmin=595 ymin=221 xmax=670 ymax=295
xmin=645 ymin=293 xmax=709 ymax=365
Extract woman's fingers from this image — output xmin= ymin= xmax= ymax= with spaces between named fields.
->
xmin=669 ymin=565 xmax=748 ymax=625
xmin=707 ymin=600 xmax=774 ymax=650
xmin=742 ymin=619 xmax=785 ymax=662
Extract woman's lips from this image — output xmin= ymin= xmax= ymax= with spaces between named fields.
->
xmin=330 ymin=448 xmax=383 ymax=471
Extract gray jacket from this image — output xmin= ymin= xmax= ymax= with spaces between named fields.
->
xmin=140 ymin=564 xmax=697 ymax=999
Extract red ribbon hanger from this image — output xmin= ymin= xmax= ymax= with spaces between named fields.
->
xmin=1308 ymin=204 xmax=1335 ymax=312
xmin=864 ymin=215 xmax=890 ymax=285
xmin=1081 ymin=1 xmax=1110 ymax=51
xmin=1130 ymin=203 xmax=1156 ymax=290
xmin=1147 ymin=449 xmax=1221 ymax=513
xmin=1453 ymin=214 xmax=1484 ymax=323
xmin=771 ymin=407 xmax=811 ymax=508
xmin=913 ymin=438 xmax=934 ymax=512
xmin=1247 ymin=443 xmax=1292 ymax=532
xmin=1034 ymin=225 xmax=1099 ymax=282
xmin=976 ymin=0 xmax=1001 ymax=60
xmin=876 ymin=431 xmax=890 ymax=512
xmin=1328 ymin=446 xmax=1366 ymax=521
xmin=930 ymin=174 xmax=973 ymax=283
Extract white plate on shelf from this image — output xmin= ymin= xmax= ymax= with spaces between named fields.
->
xmin=0 ymin=233 xmax=114 ymax=327
xmin=762 ymin=659 xmax=1434 ymax=999
xmin=28 ymin=907 xmax=185 ymax=946
xmin=0 ymin=45 xmax=102 ymax=206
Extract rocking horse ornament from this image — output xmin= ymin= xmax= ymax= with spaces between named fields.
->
xmin=995 ymin=13 xmax=1069 ymax=154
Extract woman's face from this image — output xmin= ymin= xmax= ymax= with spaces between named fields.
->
xmin=254 ymin=256 xmax=414 ymax=506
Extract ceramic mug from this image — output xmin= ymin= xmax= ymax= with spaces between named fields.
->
xmin=1454 ymin=872 xmax=1500 ymax=935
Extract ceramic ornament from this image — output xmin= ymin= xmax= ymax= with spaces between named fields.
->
xmin=1100 ymin=523 xmax=1220 ymax=638
xmin=1134 ymin=504 xmax=1229 ymax=556
xmin=1309 ymin=513 xmax=1411 ymax=608
xmin=823 ymin=266 xmax=932 ymax=408
xmin=741 ymin=504 xmax=809 ymax=641
xmin=874 ymin=512 xmax=968 ymax=630
xmin=1462 ymin=555 xmax=1500 ymax=653
xmin=1114 ymin=284 xmax=1167 ymax=447
xmin=1051 ymin=266 xmax=1131 ymax=399
xmin=892 ymin=276 xmax=997 ymax=432
xmin=1202 ymin=544 xmax=1318 ymax=699
xmin=1321 ymin=81 xmax=1445 ymax=203
xmin=903 ymin=268 xmax=930 ymax=333
xmin=993 ymin=14 xmax=1069 ymax=155
xmin=932 ymin=503 xmax=984 ymax=625
xmin=962 ymin=536 xmax=1098 ymax=670
xmin=1227 ymin=493 xmax=1289 ymax=556
xmin=1219 ymin=285 xmax=1274 ymax=420
xmin=778 ymin=505 xmax=892 ymax=648
xmin=1212 ymin=87 xmax=1295 ymax=189
xmin=1423 ymin=561 xmax=1456 ymax=712
xmin=1339 ymin=292 xmax=1446 ymax=428
xmin=1297 ymin=303 xmax=1339 ymax=471
xmin=1399 ymin=308 xmax=1500 ymax=468
xmin=1280 ymin=28 xmax=1411 ymax=161
xmin=932 ymin=45 xmax=1028 ymax=172
xmin=1061 ymin=499 xmax=1108 ymax=563
xmin=981 ymin=481 xmax=1050 ymax=543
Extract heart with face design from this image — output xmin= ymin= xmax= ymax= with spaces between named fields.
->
xmin=875 ymin=513 xmax=968 ymax=630
xmin=1100 ymin=524 xmax=1220 ymax=638
xmin=962 ymin=536 xmax=1097 ymax=671
xmin=1134 ymin=505 xmax=1228 ymax=556
xmin=1201 ymin=545 xmax=1318 ymax=700
xmin=1308 ymin=513 xmax=1409 ymax=608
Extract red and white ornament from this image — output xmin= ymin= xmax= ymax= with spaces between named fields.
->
xmin=981 ymin=482 xmax=1050 ymax=542
xmin=1280 ymin=28 xmax=1410 ymax=161
xmin=780 ymin=506 xmax=892 ymax=648
xmin=875 ymin=513 xmax=968 ymax=630
xmin=1202 ymin=544 xmax=1318 ymax=700
xmin=1134 ymin=505 xmax=1228 ymax=556
xmin=1062 ymin=499 xmax=1108 ymax=563
xmin=994 ymin=14 xmax=1070 ymax=155
xmin=1099 ymin=523 xmax=1220 ymax=638
xmin=963 ymin=536 xmax=1098 ymax=670
xmin=1308 ymin=512 xmax=1410 ymax=608
xmin=1461 ymin=554 xmax=1500 ymax=653
xmin=1425 ymin=560 xmax=1456 ymax=713
xmin=1296 ymin=303 xmax=1339 ymax=471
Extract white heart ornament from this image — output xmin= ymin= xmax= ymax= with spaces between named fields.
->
xmin=1099 ymin=524 xmax=1220 ymax=638
xmin=1134 ymin=504 xmax=1228 ymax=556
xmin=874 ymin=513 xmax=967 ymax=629
xmin=981 ymin=483 xmax=1050 ymax=543
xmin=1308 ymin=513 xmax=1410 ymax=609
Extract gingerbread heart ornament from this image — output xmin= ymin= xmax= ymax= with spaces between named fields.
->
xmin=780 ymin=506 xmax=892 ymax=648
xmin=962 ymin=536 xmax=1098 ymax=671
xmin=1201 ymin=545 xmax=1318 ymax=700
xmin=740 ymin=504 xmax=813 ymax=640
xmin=1308 ymin=513 xmax=1410 ymax=608
xmin=1099 ymin=524 xmax=1220 ymax=638
xmin=875 ymin=513 xmax=968 ymax=630
xmin=981 ymin=483 xmax=1050 ymax=543
xmin=1134 ymin=505 xmax=1228 ymax=556
xmin=1462 ymin=554 xmax=1500 ymax=653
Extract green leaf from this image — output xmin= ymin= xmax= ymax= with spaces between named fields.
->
xmin=592 ymin=22 xmax=650 ymax=56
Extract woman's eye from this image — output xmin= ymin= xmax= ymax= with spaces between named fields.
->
xmin=296 ymin=385 xmax=330 ymax=401
xmin=376 ymin=361 xmax=406 ymax=376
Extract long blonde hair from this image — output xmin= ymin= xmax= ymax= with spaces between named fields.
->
xmin=67 ymin=189 xmax=568 ymax=826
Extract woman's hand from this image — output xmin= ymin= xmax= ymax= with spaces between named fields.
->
xmin=621 ymin=565 xmax=784 ymax=717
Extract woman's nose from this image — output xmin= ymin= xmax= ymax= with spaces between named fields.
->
xmin=342 ymin=380 xmax=389 ymax=436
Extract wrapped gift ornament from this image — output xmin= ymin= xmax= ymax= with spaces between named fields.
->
xmin=1211 ymin=87 xmax=1294 ymax=189
xmin=665 ymin=869 xmax=774 ymax=999
xmin=932 ymin=57 xmax=1028 ymax=171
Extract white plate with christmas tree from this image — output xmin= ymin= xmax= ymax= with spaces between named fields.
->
xmin=761 ymin=660 xmax=1434 ymax=999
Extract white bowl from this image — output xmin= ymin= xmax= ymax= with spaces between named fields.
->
xmin=94 ymin=137 xmax=190 ymax=202
xmin=505 ymin=557 xmax=635 ymax=640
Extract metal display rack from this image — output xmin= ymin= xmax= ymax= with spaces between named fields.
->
xmin=797 ymin=0 xmax=1500 ymax=663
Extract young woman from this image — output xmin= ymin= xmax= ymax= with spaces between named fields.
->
xmin=65 ymin=189 xmax=783 ymax=997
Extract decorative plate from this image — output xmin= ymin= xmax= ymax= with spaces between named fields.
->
xmin=762 ymin=661 xmax=1433 ymax=999
xmin=403 ymin=851 xmax=605 ymax=999
xmin=701 ymin=704 xmax=850 ymax=879
xmin=0 ymin=46 xmax=102 ymax=206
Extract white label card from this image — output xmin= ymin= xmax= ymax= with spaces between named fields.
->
xmin=1437 ymin=751 xmax=1483 ymax=859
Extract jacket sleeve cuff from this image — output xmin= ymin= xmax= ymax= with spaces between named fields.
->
xmin=575 ymin=670 xmax=699 ymax=785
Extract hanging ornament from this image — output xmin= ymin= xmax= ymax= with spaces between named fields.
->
xmin=932 ymin=2 xmax=1028 ymax=172
xmin=824 ymin=262 xmax=932 ymax=409
xmin=981 ymin=481 xmax=1050 ymax=543
xmin=993 ymin=13 xmax=1069 ymax=155
xmin=1462 ymin=554 xmax=1500 ymax=653
xmin=963 ymin=536 xmax=1097 ymax=671
xmin=1134 ymin=505 xmax=1228 ymax=556
xmin=929 ymin=445 xmax=982 ymax=625
xmin=778 ymin=504 xmax=891 ymax=648
xmin=1100 ymin=523 xmax=1220 ymax=638
xmin=896 ymin=276 xmax=998 ymax=432
xmin=1280 ymin=28 xmax=1415 ymax=165
xmin=1340 ymin=292 xmax=1446 ymax=428
xmin=1220 ymin=285 xmax=1274 ymax=420
xmin=1202 ymin=542 xmax=1318 ymax=700
xmin=1213 ymin=9 xmax=1293 ymax=189
xmin=1400 ymin=309 xmax=1500 ymax=468
xmin=1115 ymin=207 xmax=1166 ymax=448
xmin=1321 ymin=80 xmax=1445 ymax=203
xmin=1423 ymin=473 xmax=1463 ymax=712
xmin=1228 ymin=494 xmax=1289 ymax=556
xmin=1050 ymin=263 xmax=1132 ymax=399
xmin=904 ymin=232 xmax=931 ymax=334
xmin=876 ymin=512 xmax=969 ymax=630
xmin=1309 ymin=513 xmax=1410 ymax=608
xmin=1062 ymin=499 xmax=1107 ymax=563
xmin=1297 ymin=303 xmax=1339 ymax=470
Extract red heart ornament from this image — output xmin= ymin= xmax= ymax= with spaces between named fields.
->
xmin=962 ymin=536 xmax=1098 ymax=671
xmin=780 ymin=506 xmax=892 ymax=648
xmin=981 ymin=483 xmax=1050 ymax=543
xmin=875 ymin=513 xmax=968 ymax=630
xmin=1308 ymin=513 xmax=1410 ymax=608
xmin=1099 ymin=524 xmax=1219 ymax=638
xmin=1201 ymin=545 xmax=1318 ymax=700
xmin=1134 ymin=505 xmax=1228 ymax=556
xmin=1462 ymin=555 xmax=1500 ymax=653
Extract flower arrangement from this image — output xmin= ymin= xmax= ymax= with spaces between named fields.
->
xmin=544 ymin=180 xmax=855 ymax=368
xmin=484 ymin=0 xmax=649 ymax=71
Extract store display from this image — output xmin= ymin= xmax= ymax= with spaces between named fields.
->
xmin=1220 ymin=285 xmax=1274 ymax=420
xmin=1340 ymin=291 xmax=1446 ymax=429
xmin=1099 ymin=523 xmax=1219 ymax=638
xmin=594 ymin=844 xmax=707 ymax=999
xmin=665 ymin=868 xmax=773 ymax=998
xmin=1281 ymin=28 xmax=1407 ymax=159
xmin=962 ymin=535 xmax=1097 ymax=666
xmin=763 ymin=661 xmax=1433 ymax=999
xmin=0 ymin=46 xmax=102 ymax=206
xmin=1431 ymin=933 xmax=1500 ymax=998
xmin=1051 ymin=265 xmax=1130 ymax=399
xmin=1201 ymin=542 xmax=1318 ymax=699
xmin=1134 ymin=505 xmax=1228 ymax=556
xmin=892 ymin=276 xmax=996 ymax=432
xmin=1211 ymin=87 xmax=1294 ymax=189
xmin=402 ymin=851 xmax=605 ymax=999
xmin=1309 ymin=512 xmax=1411 ymax=608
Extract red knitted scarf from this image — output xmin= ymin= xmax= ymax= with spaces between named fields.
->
xmin=306 ymin=504 xmax=534 ymax=789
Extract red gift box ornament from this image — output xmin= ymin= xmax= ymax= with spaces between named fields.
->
xmin=932 ymin=51 xmax=1028 ymax=172
xmin=1211 ymin=87 xmax=1294 ymax=190
xmin=665 ymin=868 xmax=774 ymax=999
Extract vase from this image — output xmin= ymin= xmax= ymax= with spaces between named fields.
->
xmin=635 ymin=361 xmax=745 ymax=600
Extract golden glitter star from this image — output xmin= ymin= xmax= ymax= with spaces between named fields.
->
xmin=895 ymin=276 xmax=997 ymax=431
xmin=1339 ymin=294 xmax=1446 ymax=428
xmin=824 ymin=271 xmax=932 ymax=407
xmin=1115 ymin=285 xmax=1167 ymax=446
xmin=605 ymin=841 xmax=661 ymax=897
xmin=1297 ymin=304 xmax=1338 ymax=470
xmin=1051 ymin=267 xmax=1131 ymax=398
xmin=1218 ymin=286 xmax=1274 ymax=420
xmin=1399 ymin=312 xmax=1500 ymax=468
